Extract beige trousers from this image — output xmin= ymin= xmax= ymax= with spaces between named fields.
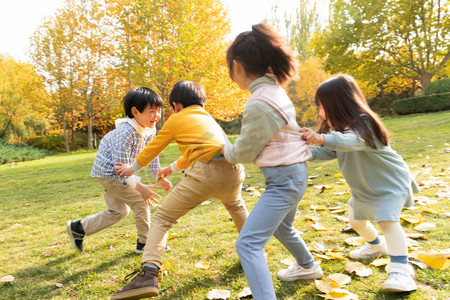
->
xmin=141 ymin=160 xmax=248 ymax=268
xmin=81 ymin=178 xmax=150 ymax=243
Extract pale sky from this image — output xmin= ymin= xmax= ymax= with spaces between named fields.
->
xmin=0 ymin=0 xmax=310 ymax=63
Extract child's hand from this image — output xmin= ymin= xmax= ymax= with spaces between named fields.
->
xmin=115 ymin=162 xmax=134 ymax=177
xmin=157 ymin=177 xmax=173 ymax=191
xmin=220 ymin=144 xmax=225 ymax=154
xmin=157 ymin=166 xmax=172 ymax=179
xmin=135 ymin=183 xmax=161 ymax=207
xmin=300 ymin=127 xmax=325 ymax=145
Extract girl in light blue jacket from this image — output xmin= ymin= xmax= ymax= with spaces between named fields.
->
xmin=301 ymin=74 xmax=420 ymax=293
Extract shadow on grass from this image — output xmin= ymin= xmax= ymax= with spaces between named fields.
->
xmin=1 ymin=251 xmax=137 ymax=299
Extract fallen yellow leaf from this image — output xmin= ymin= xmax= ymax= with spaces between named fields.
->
xmin=327 ymin=274 xmax=351 ymax=287
xmin=325 ymin=288 xmax=359 ymax=299
xmin=346 ymin=262 xmax=373 ymax=277
xmin=195 ymin=260 xmax=210 ymax=269
xmin=344 ymin=237 xmax=365 ymax=246
xmin=312 ymin=222 xmax=328 ymax=231
xmin=400 ymin=213 xmax=425 ymax=224
xmin=315 ymin=279 xmax=335 ymax=293
xmin=326 ymin=251 xmax=348 ymax=261
xmin=370 ymin=258 xmax=390 ymax=267
xmin=311 ymin=204 xmax=328 ymax=211
xmin=416 ymin=251 xmax=450 ymax=269
xmin=167 ymin=232 xmax=178 ymax=240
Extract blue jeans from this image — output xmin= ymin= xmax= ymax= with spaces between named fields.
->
xmin=236 ymin=163 xmax=314 ymax=300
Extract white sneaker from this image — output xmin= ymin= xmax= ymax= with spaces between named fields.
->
xmin=277 ymin=261 xmax=323 ymax=281
xmin=349 ymin=236 xmax=388 ymax=259
xmin=383 ymin=263 xmax=417 ymax=292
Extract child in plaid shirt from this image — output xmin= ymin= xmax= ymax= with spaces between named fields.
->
xmin=66 ymin=87 xmax=171 ymax=254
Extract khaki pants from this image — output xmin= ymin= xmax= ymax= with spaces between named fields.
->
xmin=81 ymin=178 xmax=150 ymax=243
xmin=142 ymin=160 xmax=248 ymax=268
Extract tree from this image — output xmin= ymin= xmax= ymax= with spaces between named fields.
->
xmin=313 ymin=0 xmax=450 ymax=92
xmin=107 ymin=0 xmax=246 ymax=124
xmin=0 ymin=55 xmax=49 ymax=140
xmin=287 ymin=57 xmax=330 ymax=126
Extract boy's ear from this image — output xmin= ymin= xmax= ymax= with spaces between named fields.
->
xmin=130 ymin=106 xmax=138 ymax=118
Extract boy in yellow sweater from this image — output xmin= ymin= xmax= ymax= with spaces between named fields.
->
xmin=112 ymin=81 xmax=248 ymax=300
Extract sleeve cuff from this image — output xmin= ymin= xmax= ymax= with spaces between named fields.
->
xmin=323 ymin=134 xmax=337 ymax=149
xmin=132 ymin=161 xmax=143 ymax=173
xmin=170 ymin=161 xmax=181 ymax=172
xmin=124 ymin=175 xmax=141 ymax=189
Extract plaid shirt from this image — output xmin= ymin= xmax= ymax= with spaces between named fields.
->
xmin=90 ymin=122 xmax=160 ymax=186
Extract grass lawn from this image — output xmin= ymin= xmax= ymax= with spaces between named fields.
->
xmin=0 ymin=111 xmax=449 ymax=299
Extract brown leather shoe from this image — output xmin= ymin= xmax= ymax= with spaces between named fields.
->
xmin=111 ymin=266 xmax=159 ymax=300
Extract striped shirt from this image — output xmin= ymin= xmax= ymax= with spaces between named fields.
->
xmin=90 ymin=122 xmax=160 ymax=186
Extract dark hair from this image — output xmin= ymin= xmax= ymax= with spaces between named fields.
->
xmin=226 ymin=23 xmax=298 ymax=85
xmin=123 ymin=87 xmax=163 ymax=118
xmin=169 ymin=81 xmax=206 ymax=108
xmin=315 ymin=74 xmax=390 ymax=148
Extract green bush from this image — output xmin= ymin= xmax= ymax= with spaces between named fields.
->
xmin=424 ymin=78 xmax=450 ymax=95
xmin=216 ymin=117 xmax=242 ymax=135
xmin=25 ymin=134 xmax=65 ymax=151
xmin=393 ymin=92 xmax=450 ymax=115
xmin=0 ymin=139 xmax=49 ymax=164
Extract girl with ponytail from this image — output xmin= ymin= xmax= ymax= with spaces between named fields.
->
xmin=222 ymin=23 xmax=322 ymax=299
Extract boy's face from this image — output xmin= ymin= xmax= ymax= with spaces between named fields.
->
xmin=132 ymin=104 xmax=161 ymax=128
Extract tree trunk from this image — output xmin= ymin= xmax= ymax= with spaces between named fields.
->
xmin=71 ymin=123 xmax=76 ymax=151
xmin=63 ymin=114 xmax=70 ymax=153
xmin=0 ymin=115 xmax=12 ymax=139
xmin=419 ymin=73 xmax=434 ymax=93
xmin=88 ymin=112 xmax=93 ymax=150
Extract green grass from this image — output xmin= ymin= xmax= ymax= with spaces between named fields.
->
xmin=0 ymin=111 xmax=449 ymax=299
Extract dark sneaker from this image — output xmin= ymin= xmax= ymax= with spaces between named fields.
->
xmin=66 ymin=221 xmax=85 ymax=253
xmin=135 ymin=239 xmax=145 ymax=254
xmin=111 ymin=265 xmax=159 ymax=300
xmin=135 ymin=239 xmax=170 ymax=254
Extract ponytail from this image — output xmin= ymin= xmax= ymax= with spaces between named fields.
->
xmin=226 ymin=23 xmax=298 ymax=85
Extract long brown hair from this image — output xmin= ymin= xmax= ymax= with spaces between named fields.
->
xmin=315 ymin=74 xmax=390 ymax=148
xmin=226 ymin=23 xmax=298 ymax=85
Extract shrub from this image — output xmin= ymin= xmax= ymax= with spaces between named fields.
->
xmin=424 ymin=78 xmax=450 ymax=95
xmin=25 ymin=134 xmax=65 ymax=151
xmin=0 ymin=139 xmax=49 ymax=164
xmin=392 ymin=92 xmax=450 ymax=115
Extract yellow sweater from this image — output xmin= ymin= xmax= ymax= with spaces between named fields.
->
xmin=135 ymin=106 xmax=225 ymax=170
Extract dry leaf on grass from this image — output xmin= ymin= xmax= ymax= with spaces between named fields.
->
xmin=237 ymin=287 xmax=252 ymax=299
xmin=335 ymin=216 xmax=349 ymax=223
xmin=281 ymin=257 xmax=296 ymax=266
xmin=414 ymin=222 xmax=436 ymax=232
xmin=0 ymin=275 xmax=14 ymax=282
xmin=206 ymin=289 xmax=230 ymax=299
xmin=406 ymin=233 xmax=429 ymax=240
xmin=312 ymin=222 xmax=329 ymax=231
xmin=167 ymin=232 xmax=178 ymax=240
xmin=416 ymin=251 xmax=450 ymax=269
xmin=327 ymin=274 xmax=351 ymax=287
xmin=195 ymin=260 xmax=210 ymax=269
xmin=421 ymin=206 xmax=441 ymax=213
xmin=324 ymin=288 xmax=359 ymax=299
xmin=370 ymin=258 xmax=390 ymax=267
xmin=311 ymin=204 xmax=328 ymax=211
xmin=400 ymin=213 xmax=425 ymax=224
xmin=310 ymin=241 xmax=341 ymax=253
xmin=346 ymin=262 xmax=373 ymax=277
xmin=326 ymin=252 xmax=348 ymax=261
xmin=55 ymin=283 xmax=64 ymax=288
xmin=344 ymin=237 xmax=365 ymax=246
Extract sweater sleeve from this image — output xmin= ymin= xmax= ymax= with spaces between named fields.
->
xmin=224 ymin=100 xmax=286 ymax=164
xmin=309 ymin=146 xmax=337 ymax=161
xmin=323 ymin=131 xmax=372 ymax=152
xmin=135 ymin=118 xmax=175 ymax=169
